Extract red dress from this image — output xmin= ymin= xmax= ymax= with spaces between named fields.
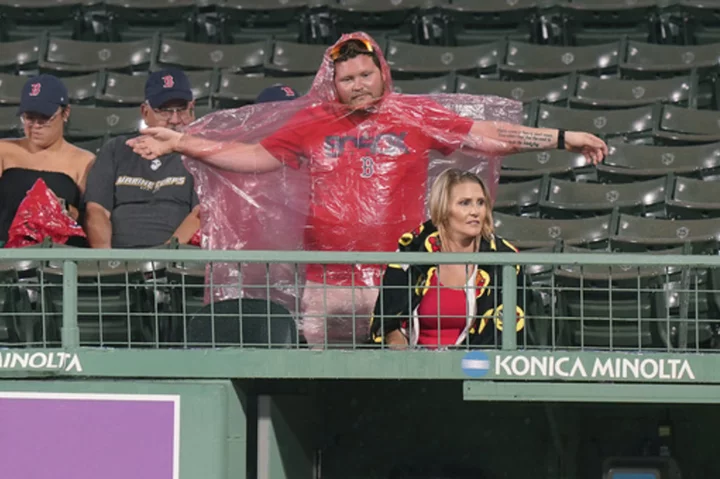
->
xmin=415 ymin=273 xmax=469 ymax=348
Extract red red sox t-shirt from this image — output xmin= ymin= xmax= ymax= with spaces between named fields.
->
xmin=260 ymin=97 xmax=474 ymax=286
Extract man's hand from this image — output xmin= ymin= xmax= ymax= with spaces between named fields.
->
xmin=126 ymin=127 xmax=183 ymax=159
xmin=565 ymin=131 xmax=608 ymax=165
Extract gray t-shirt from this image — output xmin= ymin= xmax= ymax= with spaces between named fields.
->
xmin=85 ymin=135 xmax=199 ymax=248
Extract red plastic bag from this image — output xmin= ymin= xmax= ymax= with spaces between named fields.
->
xmin=5 ymin=178 xmax=86 ymax=248
xmin=189 ymin=228 xmax=202 ymax=247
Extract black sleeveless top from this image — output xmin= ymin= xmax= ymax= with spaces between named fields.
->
xmin=0 ymin=167 xmax=82 ymax=243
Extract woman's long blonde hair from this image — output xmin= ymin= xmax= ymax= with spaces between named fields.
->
xmin=428 ymin=169 xmax=494 ymax=250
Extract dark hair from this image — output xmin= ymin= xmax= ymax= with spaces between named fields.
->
xmin=332 ymin=39 xmax=382 ymax=70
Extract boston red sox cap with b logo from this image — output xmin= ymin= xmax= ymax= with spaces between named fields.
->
xmin=17 ymin=74 xmax=69 ymax=117
xmin=255 ymin=84 xmax=299 ymax=104
xmin=145 ymin=68 xmax=193 ymax=109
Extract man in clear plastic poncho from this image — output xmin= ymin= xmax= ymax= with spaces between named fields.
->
xmin=128 ymin=32 xmax=607 ymax=346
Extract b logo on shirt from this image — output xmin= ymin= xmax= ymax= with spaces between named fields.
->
xmin=29 ymin=83 xmax=41 ymax=97
xmin=162 ymin=75 xmax=174 ymax=89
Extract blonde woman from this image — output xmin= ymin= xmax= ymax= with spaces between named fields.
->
xmin=370 ymin=168 xmax=524 ymax=348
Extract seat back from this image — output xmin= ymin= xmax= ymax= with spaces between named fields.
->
xmin=66 ymin=106 xmax=143 ymax=140
xmin=42 ymin=37 xmax=154 ymax=74
xmin=188 ymin=298 xmax=298 ymax=347
xmin=571 ymin=75 xmax=694 ymax=109
xmin=537 ymin=104 xmax=655 ymax=139
xmin=540 ymin=177 xmax=667 ymax=218
xmin=158 ymin=38 xmax=267 ymax=72
xmin=265 ymin=41 xmax=326 ymax=76
xmin=493 ymin=212 xmax=615 ymax=250
xmin=0 ymin=37 xmax=42 ymax=74
xmin=386 ymin=40 xmax=503 ymax=78
xmin=501 ymin=41 xmax=621 ymax=79
xmin=40 ymin=260 xmax=163 ymax=346
xmin=458 ymin=75 xmax=570 ymax=104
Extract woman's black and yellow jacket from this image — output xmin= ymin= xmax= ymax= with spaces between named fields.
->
xmin=370 ymin=219 xmax=525 ymax=347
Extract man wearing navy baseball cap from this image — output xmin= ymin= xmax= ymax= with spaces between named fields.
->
xmin=85 ymin=68 xmax=200 ymax=249
xmin=255 ymin=84 xmax=299 ymax=104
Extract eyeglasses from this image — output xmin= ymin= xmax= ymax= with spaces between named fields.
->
xmin=150 ymin=102 xmax=194 ymax=121
xmin=329 ymin=39 xmax=374 ymax=61
xmin=20 ymin=109 xmax=61 ymax=128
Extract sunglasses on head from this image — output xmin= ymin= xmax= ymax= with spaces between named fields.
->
xmin=329 ymin=39 xmax=374 ymax=61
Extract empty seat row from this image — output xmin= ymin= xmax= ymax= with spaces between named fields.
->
xmin=0 ymin=257 xmax=298 ymax=348
xmin=494 ymin=209 xmax=720 ymax=253
xmin=496 ymin=174 xmax=720 ymax=220
xmin=3 ymin=0 xmax=720 ymax=46
xmin=0 ymin=69 xmax=703 ymax=110
xmin=528 ymin=103 xmax=720 ymax=145
xmin=0 ymin=101 xmax=715 ymax=147
xmin=7 ymin=34 xmax=720 ymax=81
xmin=499 ymin=142 xmax=720 ymax=183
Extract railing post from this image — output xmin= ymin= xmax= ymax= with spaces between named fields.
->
xmin=502 ymin=265 xmax=517 ymax=351
xmin=61 ymin=260 xmax=79 ymax=348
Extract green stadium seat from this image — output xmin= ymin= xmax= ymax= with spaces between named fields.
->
xmin=95 ymin=71 xmax=146 ymax=106
xmin=570 ymin=74 xmax=696 ymax=109
xmin=0 ymin=36 xmax=42 ymax=74
xmin=493 ymin=212 xmax=615 ymax=250
xmin=40 ymin=37 xmax=155 ymax=75
xmin=667 ymin=177 xmax=720 ymax=219
xmin=439 ymin=0 xmax=536 ymax=45
xmin=457 ymin=75 xmax=571 ymax=105
xmin=0 ymin=73 xmax=28 ymax=106
xmin=103 ymin=0 xmax=198 ymax=42
xmin=613 ymin=214 xmax=720 ymax=252
xmin=65 ymin=106 xmax=142 ymax=140
xmin=500 ymin=150 xmax=590 ymax=182
xmin=187 ymin=298 xmax=299 ymax=347
xmin=392 ymin=74 xmax=455 ymax=94
xmin=554 ymin=260 xmax=668 ymax=350
xmin=264 ymin=40 xmax=327 ymax=76
xmin=0 ymin=106 xmax=21 ymax=138
xmin=331 ymin=0 xmax=428 ymax=32
xmin=0 ymin=0 xmax=87 ymax=42
xmin=385 ymin=40 xmax=502 ymax=79
xmin=654 ymin=105 xmax=720 ymax=145
xmin=0 ymin=260 xmax=44 ymax=346
xmin=540 ymin=177 xmax=667 ymax=219
xmin=215 ymin=0 xmax=312 ymax=44
xmin=536 ymin=104 xmax=654 ymax=142
xmin=596 ymin=143 xmax=720 ymax=183
xmin=500 ymin=41 xmax=621 ymax=81
xmin=560 ymin=0 xmax=657 ymax=46
xmin=158 ymin=38 xmax=267 ymax=73
xmin=40 ymin=260 xmax=163 ymax=346
xmin=620 ymin=41 xmax=720 ymax=80
xmin=494 ymin=178 xmax=542 ymax=216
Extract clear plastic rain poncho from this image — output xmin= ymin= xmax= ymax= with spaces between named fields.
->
xmin=182 ymin=32 xmax=523 ymax=344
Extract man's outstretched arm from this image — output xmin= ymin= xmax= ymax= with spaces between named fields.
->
xmin=469 ymin=121 xmax=608 ymax=164
xmin=126 ymin=128 xmax=282 ymax=173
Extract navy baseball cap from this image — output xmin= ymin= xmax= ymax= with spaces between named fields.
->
xmin=255 ymin=84 xmax=299 ymax=104
xmin=145 ymin=68 xmax=193 ymax=108
xmin=17 ymin=74 xmax=68 ymax=117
